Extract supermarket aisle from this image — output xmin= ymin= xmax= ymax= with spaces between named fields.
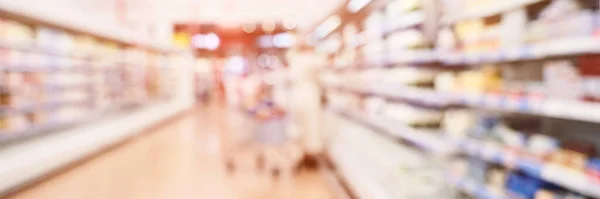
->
xmin=6 ymin=104 xmax=334 ymax=199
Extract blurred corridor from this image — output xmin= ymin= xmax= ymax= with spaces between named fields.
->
xmin=5 ymin=104 xmax=334 ymax=199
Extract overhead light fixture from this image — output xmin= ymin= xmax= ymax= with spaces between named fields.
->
xmin=273 ymin=33 xmax=296 ymax=48
xmin=262 ymin=21 xmax=275 ymax=32
xmin=192 ymin=33 xmax=220 ymax=50
xmin=242 ymin=23 xmax=256 ymax=33
xmin=347 ymin=0 xmax=372 ymax=13
xmin=205 ymin=33 xmax=220 ymax=50
xmin=283 ymin=19 xmax=296 ymax=30
xmin=315 ymin=15 xmax=341 ymax=39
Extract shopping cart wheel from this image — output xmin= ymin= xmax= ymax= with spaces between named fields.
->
xmin=271 ymin=168 xmax=281 ymax=178
xmin=226 ymin=159 xmax=235 ymax=174
xmin=257 ymin=153 xmax=266 ymax=172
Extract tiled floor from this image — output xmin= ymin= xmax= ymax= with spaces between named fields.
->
xmin=6 ymin=104 xmax=335 ymax=199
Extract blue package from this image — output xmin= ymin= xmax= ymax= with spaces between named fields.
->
xmin=505 ymin=172 xmax=561 ymax=199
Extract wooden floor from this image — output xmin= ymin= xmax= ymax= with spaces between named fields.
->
xmin=5 ymin=104 xmax=335 ymax=199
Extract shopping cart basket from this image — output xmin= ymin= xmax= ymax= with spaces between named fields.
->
xmin=225 ymin=105 xmax=303 ymax=177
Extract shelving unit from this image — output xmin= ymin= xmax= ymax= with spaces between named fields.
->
xmin=317 ymin=0 xmax=600 ymax=198
xmin=0 ymin=5 xmax=194 ymax=196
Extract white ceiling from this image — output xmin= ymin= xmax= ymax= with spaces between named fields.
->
xmin=0 ymin=0 xmax=344 ymax=45
xmin=29 ymin=0 xmax=345 ymax=31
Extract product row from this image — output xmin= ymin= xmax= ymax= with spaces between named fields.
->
xmin=0 ymin=16 xmax=182 ymax=140
xmin=327 ymin=90 xmax=600 ymax=198
xmin=322 ymin=55 xmax=600 ymax=106
xmin=320 ymin=0 xmax=600 ymax=67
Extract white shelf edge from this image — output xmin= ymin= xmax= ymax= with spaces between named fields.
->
xmin=442 ymin=0 xmax=542 ymax=24
xmin=329 ymin=84 xmax=600 ymax=124
xmin=0 ymin=100 xmax=187 ymax=195
xmin=334 ymin=108 xmax=455 ymax=154
xmin=328 ymin=146 xmax=395 ymax=199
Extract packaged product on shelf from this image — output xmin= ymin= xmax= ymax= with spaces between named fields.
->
xmin=448 ymin=158 xmax=469 ymax=177
xmin=35 ymin=27 xmax=61 ymax=51
xmin=500 ymin=9 xmax=527 ymax=48
xmin=57 ymin=32 xmax=74 ymax=55
xmin=501 ymin=62 xmax=545 ymax=97
xmin=26 ymin=110 xmax=48 ymax=126
xmin=386 ymin=0 xmax=420 ymax=17
xmin=468 ymin=115 xmax=501 ymax=140
xmin=434 ymin=72 xmax=458 ymax=92
xmin=436 ymin=28 xmax=457 ymax=52
xmin=487 ymin=167 xmax=508 ymax=195
xmin=551 ymin=140 xmax=596 ymax=171
xmin=467 ymin=157 xmax=488 ymax=184
xmin=386 ymin=29 xmax=425 ymax=50
xmin=2 ymin=20 xmax=34 ymax=46
xmin=384 ymin=67 xmax=437 ymax=86
xmin=543 ymin=60 xmax=583 ymax=100
xmin=0 ymin=115 xmax=29 ymax=133
xmin=443 ymin=109 xmax=478 ymax=139
xmin=456 ymin=65 xmax=503 ymax=93
xmin=527 ymin=134 xmax=560 ymax=160
xmin=383 ymin=102 xmax=443 ymax=126
xmin=526 ymin=0 xmax=600 ymax=43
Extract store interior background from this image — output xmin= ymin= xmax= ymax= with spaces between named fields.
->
xmin=2 ymin=0 xmax=600 ymax=199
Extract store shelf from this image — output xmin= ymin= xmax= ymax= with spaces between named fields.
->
xmin=440 ymin=37 xmax=600 ymax=65
xmin=457 ymin=139 xmax=600 ymax=198
xmin=385 ymin=49 xmax=438 ymax=65
xmin=442 ymin=0 xmax=543 ymax=24
xmin=0 ymin=101 xmax=187 ymax=195
xmin=454 ymin=93 xmax=600 ymax=124
xmin=383 ymin=12 xmax=424 ymax=35
xmin=368 ymin=85 xmax=452 ymax=107
xmin=329 ymin=144 xmax=396 ymax=199
xmin=447 ymin=175 xmax=509 ymax=199
xmin=333 ymin=105 xmax=600 ymax=198
xmin=332 ymin=107 xmax=455 ymax=154
xmin=329 ymin=83 xmax=600 ymax=124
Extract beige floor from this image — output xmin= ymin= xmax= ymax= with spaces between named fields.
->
xmin=6 ymin=104 xmax=335 ymax=199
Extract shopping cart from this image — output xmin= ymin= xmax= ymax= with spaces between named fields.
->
xmin=225 ymin=101 xmax=303 ymax=178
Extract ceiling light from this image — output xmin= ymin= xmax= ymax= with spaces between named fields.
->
xmin=283 ymin=19 xmax=296 ymax=30
xmin=242 ymin=23 xmax=256 ymax=33
xmin=262 ymin=21 xmax=276 ymax=32
xmin=347 ymin=0 xmax=372 ymax=13
xmin=205 ymin=33 xmax=220 ymax=50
